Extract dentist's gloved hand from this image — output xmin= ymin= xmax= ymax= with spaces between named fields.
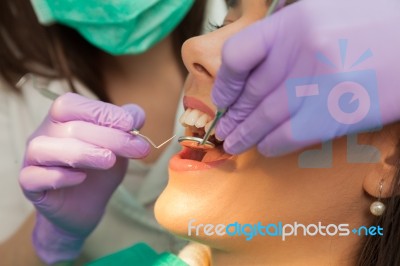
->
xmin=213 ymin=0 xmax=400 ymax=156
xmin=19 ymin=93 xmax=150 ymax=264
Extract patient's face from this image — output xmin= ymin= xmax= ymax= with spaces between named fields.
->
xmin=155 ymin=0 xmax=392 ymax=251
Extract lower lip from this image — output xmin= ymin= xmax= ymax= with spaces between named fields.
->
xmin=169 ymin=148 xmax=230 ymax=172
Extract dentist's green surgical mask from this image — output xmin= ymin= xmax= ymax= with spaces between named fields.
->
xmin=30 ymin=0 xmax=194 ymax=55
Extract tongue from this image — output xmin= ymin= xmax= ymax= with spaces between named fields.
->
xmin=202 ymin=146 xmax=230 ymax=163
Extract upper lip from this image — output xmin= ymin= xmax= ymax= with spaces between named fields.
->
xmin=183 ymin=96 xmax=215 ymax=119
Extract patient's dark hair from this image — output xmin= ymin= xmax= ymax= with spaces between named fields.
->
xmin=0 ymin=0 xmax=206 ymax=102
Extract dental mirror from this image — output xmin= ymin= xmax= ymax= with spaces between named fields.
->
xmin=178 ymin=136 xmax=215 ymax=150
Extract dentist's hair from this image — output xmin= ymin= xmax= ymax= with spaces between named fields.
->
xmin=0 ymin=0 xmax=206 ymax=102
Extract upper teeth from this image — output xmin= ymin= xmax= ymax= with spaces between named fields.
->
xmin=179 ymin=108 xmax=214 ymax=134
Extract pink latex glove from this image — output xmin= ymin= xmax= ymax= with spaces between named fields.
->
xmin=212 ymin=0 xmax=400 ymax=156
xmin=19 ymin=93 xmax=150 ymax=264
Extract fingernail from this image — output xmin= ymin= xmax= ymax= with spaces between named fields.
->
xmin=129 ymin=138 xmax=151 ymax=158
xmin=215 ymin=133 xmax=225 ymax=142
xmin=215 ymin=127 xmax=227 ymax=141
xmin=223 ymin=138 xmax=240 ymax=155
xmin=98 ymin=150 xmax=117 ymax=169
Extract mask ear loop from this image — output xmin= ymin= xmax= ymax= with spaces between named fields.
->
xmin=33 ymin=75 xmax=60 ymax=100
xmin=16 ymin=74 xmax=60 ymax=100
xmin=15 ymin=74 xmax=30 ymax=88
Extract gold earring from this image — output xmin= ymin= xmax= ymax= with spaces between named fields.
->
xmin=370 ymin=179 xmax=386 ymax=216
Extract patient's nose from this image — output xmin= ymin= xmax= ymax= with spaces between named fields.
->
xmin=181 ymin=35 xmax=221 ymax=81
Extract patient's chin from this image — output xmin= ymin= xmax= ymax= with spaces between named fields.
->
xmin=155 ymin=190 xmax=253 ymax=253
xmin=155 ymin=186 xmax=222 ymax=242
xmin=155 ymin=187 xmax=198 ymax=238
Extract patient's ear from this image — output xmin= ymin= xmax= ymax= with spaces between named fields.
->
xmin=363 ymin=124 xmax=400 ymax=198
xmin=363 ymin=165 xmax=396 ymax=199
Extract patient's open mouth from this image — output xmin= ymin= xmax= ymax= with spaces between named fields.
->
xmin=179 ymin=108 xmax=230 ymax=163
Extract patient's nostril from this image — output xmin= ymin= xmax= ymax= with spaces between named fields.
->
xmin=193 ymin=63 xmax=212 ymax=77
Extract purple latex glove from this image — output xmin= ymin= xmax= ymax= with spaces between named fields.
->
xmin=19 ymin=93 xmax=150 ymax=264
xmin=212 ymin=0 xmax=400 ymax=156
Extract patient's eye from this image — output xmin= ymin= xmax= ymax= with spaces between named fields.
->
xmin=285 ymin=0 xmax=299 ymax=5
xmin=207 ymin=22 xmax=224 ymax=31
xmin=215 ymin=0 xmax=241 ymax=31
xmin=226 ymin=0 xmax=239 ymax=8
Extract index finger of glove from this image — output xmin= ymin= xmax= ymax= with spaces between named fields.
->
xmin=211 ymin=21 xmax=272 ymax=109
xmin=55 ymin=121 xmax=150 ymax=158
xmin=50 ymin=93 xmax=140 ymax=131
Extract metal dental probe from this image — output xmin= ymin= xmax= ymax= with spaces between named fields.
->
xmin=200 ymin=108 xmax=226 ymax=145
xmin=130 ymin=129 xmax=176 ymax=149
